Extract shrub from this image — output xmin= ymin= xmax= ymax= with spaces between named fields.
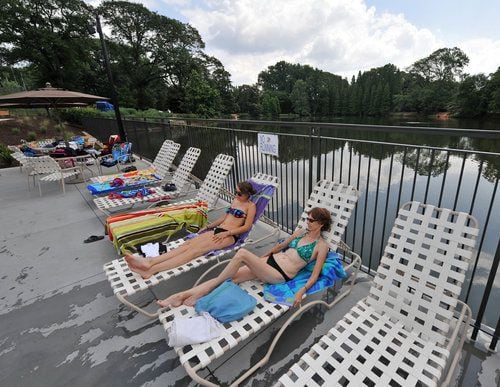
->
xmin=26 ymin=131 xmax=37 ymax=141
xmin=0 ymin=144 xmax=14 ymax=167
xmin=59 ymin=107 xmax=103 ymax=125
xmin=55 ymin=124 xmax=62 ymax=133
xmin=11 ymin=127 xmax=20 ymax=134
xmin=39 ymin=126 xmax=47 ymax=134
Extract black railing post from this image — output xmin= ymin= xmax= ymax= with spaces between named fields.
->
xmin=161 ymin=118 xmax=167 ymax=141
xmin=308 ymin=126 xmax=314 ymax=196
xmin=471 ymin=239 xmax=500 ymax=341
xmin=316 ymin=127 xmax=322 ymax=184
xmin=489 ymin=316 xmax=499 ymax=351
xmin=95 ymin=14 xmax=127 ymax=142
xmin=231 ymin=127 xmax=240 ymax=184
xmin=133 ymin=124 xmax=141 ymax=159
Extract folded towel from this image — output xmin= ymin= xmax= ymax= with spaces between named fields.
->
xmin=140 ymin=242 xmax=160 ymax=257
xmin=263 ymin=251 xmax=347 ymax=306
xmin=168 ymin=312 xmax=224 ymax=347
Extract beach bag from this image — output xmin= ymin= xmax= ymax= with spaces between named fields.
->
xmin=195 ymin=280 xmax=256 ymax=323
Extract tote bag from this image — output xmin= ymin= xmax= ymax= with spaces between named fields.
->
xmin=195 ymin=280 xmax=256 ymax=323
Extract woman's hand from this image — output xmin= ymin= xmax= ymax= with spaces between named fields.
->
xmin=212 ymin=231 xmax=232 ymax=243
xmin=293 ymin=287 xmax=307 ymax=308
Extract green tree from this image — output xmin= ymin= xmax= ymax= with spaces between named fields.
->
xmin=487 ymin=67 xmax=500 ymax=113
xmin=234 ymin=84 xmax=261 ymax=116
xmin=0 ymin=0 xmax=96 ymax=90
xmin=409 ymin=47 xmax=469 ymax=83
xmin=451 ymin=74 xmax=489 ymax=117
xmin=290 ymin=79 xmax=310 ymax=116
xmin=183 ymin=69 xmax=221 ymax=117
xmin=260 ymin=91 xmax=280 ymax=118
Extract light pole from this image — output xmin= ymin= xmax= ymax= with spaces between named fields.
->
xmin=94 ymin=14 xmax=127 ymax=141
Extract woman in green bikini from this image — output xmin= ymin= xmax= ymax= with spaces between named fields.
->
xmin=158 ymin=207 xmax=332 ymax=308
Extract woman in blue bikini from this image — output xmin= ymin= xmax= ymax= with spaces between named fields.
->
xmin=159 ymin=207 xmax=332 ymax=308
xmin=125 ymin=181 xmax=257 ymax=278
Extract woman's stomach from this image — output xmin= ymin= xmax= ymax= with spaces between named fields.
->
xmin=273 ymin=250 xmax=307 ymax=279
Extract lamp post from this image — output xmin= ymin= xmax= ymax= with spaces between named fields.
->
xmin=94 ymin=14 xmax=127 ymax=141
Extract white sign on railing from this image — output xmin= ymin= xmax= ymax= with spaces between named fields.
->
xmin=258 ymin=132 xmax=279 ymax=157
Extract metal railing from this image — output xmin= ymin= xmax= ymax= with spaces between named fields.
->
xmin=82 ymin=116 xmax=500 ymax=350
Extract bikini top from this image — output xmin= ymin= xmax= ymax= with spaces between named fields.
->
xmin=226 ymin=207 xmax=247 ymax=218
xmin=289 ymin=235 xmax=318 ymax=263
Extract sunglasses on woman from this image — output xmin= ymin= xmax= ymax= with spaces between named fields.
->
xmin=306 ymin=217 xmax=317 ymax=223
xmin=236 ymin=190 xmax=243 ymax=196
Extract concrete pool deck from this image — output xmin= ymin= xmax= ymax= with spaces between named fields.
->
xmin=0 ymin=161 xmax=497 ymax=386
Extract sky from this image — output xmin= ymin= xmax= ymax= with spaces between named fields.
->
xmin=89 ymin=0 xmax=500 ymax=85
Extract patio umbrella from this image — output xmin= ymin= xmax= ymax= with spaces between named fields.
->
xmin=0 ymin=83 xmax=110 ymax=143
xmin=0 ymin=83 xmax=109 ymax=107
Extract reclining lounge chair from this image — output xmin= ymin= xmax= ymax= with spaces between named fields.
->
xmin=157 ymin=180 xmax=361 ymax=386
xmin=90 ymin=139 xmax=180 ymax=184
xmin=92 ymin=147 xmax=202 ymax=214
xmin=30 ymin=155 xmax=81 ymax=196
xmin=277 ymin=201 xmax=479 ymax=387
xmin=103 ymin=172 xmax=279 ymax=318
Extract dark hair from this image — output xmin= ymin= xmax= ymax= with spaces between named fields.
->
xmin=237 ymin=181 xmax=256 ymax=196
xmin=308 ymin=207 xmax=332 ymax=232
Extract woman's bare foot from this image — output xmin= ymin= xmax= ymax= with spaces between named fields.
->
xmin=157 ymin=292 xmax=189 ymax=308
xmin=129 ymin=266 xmax=153 ymax=279
xmin=124 ymin=254 xmax=150 ymax=270
xmin=183 ymin=289 xmax=208 ymax=306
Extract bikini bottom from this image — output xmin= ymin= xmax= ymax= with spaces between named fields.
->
xmin=266 ymin=253 xmax=291 ymax=282
xmin=213 ymin=227 xmax=238 ymax=243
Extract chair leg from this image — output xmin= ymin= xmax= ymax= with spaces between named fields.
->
xmin=62 ymin=178 xmax=66 ymax=194
xmin=38 ymin=180 xmax=42 ymax=196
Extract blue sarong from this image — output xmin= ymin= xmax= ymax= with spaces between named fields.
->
xmin=263 ymin=251 xmax=347 ymax=306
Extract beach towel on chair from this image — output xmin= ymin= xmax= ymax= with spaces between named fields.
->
xmin=87 ymin=170 xmax=162 ymax=195
xmin=263 ymin=251 xmax=347 ymax=306
xmin=107 ymin=202 xmax=209 ymax=254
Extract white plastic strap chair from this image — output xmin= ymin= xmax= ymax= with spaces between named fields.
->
xmin=103 ymin=172 xmax=278 ymax=319
xmin=152 ymin=140 xmax=180 ymax=180
xmin=157 ymin=180 xmax=360 ymax=386
xmin=30 ymin=156 xmax=80 ymax=196
xmin=277 ymin=201 xmax=479 ymax=387
xmin=7 ymin=145 xmax=29 ymax=172
xmin=91 ymin=139 xmax=179 ymax=183
xmin=93 ymin=150 xmax=231 ymax=215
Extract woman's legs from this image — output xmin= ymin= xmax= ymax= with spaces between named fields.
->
xmin=125 ymin=231 xmax=235 ymax=278
xmin=158 ymin=249 xmax=285 ymax=307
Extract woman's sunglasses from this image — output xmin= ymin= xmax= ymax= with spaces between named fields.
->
xmin=306 ymin=217 xmax=317 ymax=223
xmin=236 ymin=190 xmax=243 ymax=196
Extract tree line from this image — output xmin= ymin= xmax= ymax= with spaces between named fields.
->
xmin=0 ymin=0 xmax=499 ymax=119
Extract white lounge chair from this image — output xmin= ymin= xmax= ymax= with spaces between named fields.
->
xmin=277 ymin=201 xmax=479 ymax=387
xmin=91 ymin=139 xmax=178 ymax=182
xmin=29 ymin=156 xmax=81 ymax=196
xmin=103 ymin=172 xmax=279 ymax=318
xmin=91 ymin=139 xmax=180 ymax=183
xmin=92 ymin=147 xmax=202 ymax=214
xmin=157 ymin=180 xmax=361 ymax=386
xmin=7 ymin=145 xmax=29 ymax=172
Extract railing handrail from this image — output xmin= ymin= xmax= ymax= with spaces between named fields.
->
xmin=121 ymin=116 xmax=500 ymax=139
